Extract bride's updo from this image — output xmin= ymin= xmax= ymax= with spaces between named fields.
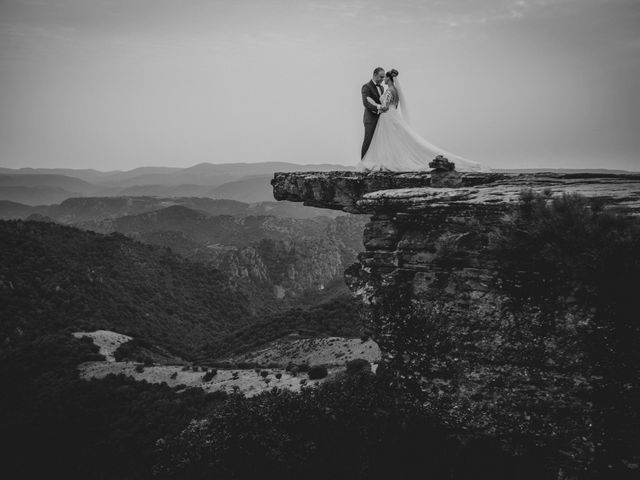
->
xmin=385 ymin=69 xmax=399 ymax=82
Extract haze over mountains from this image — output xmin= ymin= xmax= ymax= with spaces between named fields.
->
xmin=1 ymin=161 xmax=368 ymax=355
xmin=0 ymin=195 xmax=345 ymax=223
xmin=0 ymin=162 xmax=351 ymax=206
xmin=78 ymin=204 xmax=367 ymax=302
xmin=3 ymin=161 xmax=638 ymax=207
xmin=4 ymin=160 xmax=640 ymax=478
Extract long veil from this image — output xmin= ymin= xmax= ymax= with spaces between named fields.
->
xmin=394 ymin=77 xmax=411 ymax=125
xmin=391 ymin=76 xmax=491 ymax=173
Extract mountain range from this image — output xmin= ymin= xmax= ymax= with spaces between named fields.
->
xmin=0 ymin=162 xmax=352 ymax=205
xmin=0 ymin=195 xmax=345 ymax=223
xmin=0 ymin=219 xmax=253 ymax=357
xmin=69 ymin=203 xmax=367 ymax=302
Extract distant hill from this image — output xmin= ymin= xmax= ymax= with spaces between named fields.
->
xmin=47 ymin=197 xmax=260 ymax=223
xmin=0 ymin=173 xmax=98 ymax=193
xmin=0 ymin=195 xmax=363 ymax=303
xmin=0 ymin=162 xmax=353 ymax=205
xmin=89 ymin=162 xmax=351 ymax=189
xmin=76 ymin=205 xmax=367 ymax=300
xmin=0 ymin=219 xmax=255 ymax=358
xmin=115 ymin=184 xmax=215 ymax=197
xmin=0 ymin=196 xmax=344 ymax=225
xmin=0 ymin=200 xmax=36 ymax=219
xmin=0 ymin=185 xmax=79 ymax=206
xmin=0 ymin=166 xmax=117 ymax=182
xmin=0 ymin=173 xmax=110 ymax=205
xmin=79 ymin=204 xmax=361 ymax=247
xmin=0 ymin=196 xmax=344 ymax=222
xmin=208 ymin=175 xmax=274 ymax=203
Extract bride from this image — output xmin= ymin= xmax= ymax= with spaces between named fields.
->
xmin=357 ymin=69 xmax=490 ymax=172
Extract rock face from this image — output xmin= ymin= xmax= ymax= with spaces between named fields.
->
xmin=272 ymin=171 xmax=640 ymax=214
xmin=272 ymin=170 xmax=640 ymax=476
xmin=271 ymin=171 xmax=507 ymax=212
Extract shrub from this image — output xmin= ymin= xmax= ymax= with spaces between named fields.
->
xmin=489 ymin=189 xmax=640 ymax=470
xmin=308 ymin=365 xmax=328 ymax=380
xmin=346 ymin=358 xmax=371 ymax=375
xmin=134 ymin=364 xmax=144 ymax=373
xmin=202 ymin=370 xmax=217 ymax=382
xmin=490 ymin=189 xmax=640 ymax=303
xmin=154 ymin=374 xmax=552 ymax=480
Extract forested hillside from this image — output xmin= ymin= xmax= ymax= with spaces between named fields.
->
xmin=78 ymin=206 xmax=367 ymax=300
xmin=0 ymin=219 xmax=253 ymax=358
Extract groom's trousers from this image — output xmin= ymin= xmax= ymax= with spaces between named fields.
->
xmin=361 ymin=119 xmax=378 ymax=159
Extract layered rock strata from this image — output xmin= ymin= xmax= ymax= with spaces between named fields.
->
xmin=272 ymin=171 xmax=640 ymax=476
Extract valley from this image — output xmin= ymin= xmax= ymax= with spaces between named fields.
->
xmin=72 ymin=329 xmax=380 ymax=398
xmin=0 ymin=164 xmax=373 ymax=408
xmin=4 ymin=162 xmax=638 ymax=478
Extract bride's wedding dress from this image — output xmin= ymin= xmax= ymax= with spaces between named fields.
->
xmin=357 ymin=87 xmax=490 ymax=173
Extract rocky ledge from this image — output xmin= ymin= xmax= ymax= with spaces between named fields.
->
xmin=272 ymin=170 xmax=640 ymax=478
xmin=272 ymin=170 xmax=640 ymax=214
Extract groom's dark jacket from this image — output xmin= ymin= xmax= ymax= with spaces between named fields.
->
xmin=362 ymin=80 xmax=382 ymax=124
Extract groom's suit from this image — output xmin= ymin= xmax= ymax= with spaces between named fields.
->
xmin=361 ymin=80 xmax=384 ymax=159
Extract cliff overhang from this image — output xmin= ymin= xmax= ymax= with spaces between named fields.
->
xmin=271 ymin=169 xmax=640 ymax=476
xmin=271 ymin=170 xmax=640 ymax=214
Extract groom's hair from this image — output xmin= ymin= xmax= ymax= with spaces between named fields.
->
xmin=373 ymin=67 xmax=384 ymax=76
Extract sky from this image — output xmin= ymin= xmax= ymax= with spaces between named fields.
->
xmin=1 ymin=0 xmax=639 ymax=172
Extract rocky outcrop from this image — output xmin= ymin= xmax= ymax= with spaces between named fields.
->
xmin=271 ymin=170 xmax=510 ymax=212
xmin=272 ymin=171 xmax=640 ymax=214
xmin=272 ymin=170 xmax=640 ymax=477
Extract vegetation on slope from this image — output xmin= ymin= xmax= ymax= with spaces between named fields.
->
xmin=198 ymin=293 xmax=363 ymax=362
xmin=0 ymin=219 xmax=253 ymax=358
xmin=490 ymin=189 xmax=640 ymax=475
xmin=0 ymin=332 xmax=551 ymax=480
xmin=6 ymin=191 xmax=635 ymax=479
xmin=0 ymin=334 xmax=228 ymax=480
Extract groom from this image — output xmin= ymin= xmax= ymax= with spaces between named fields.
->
xmin=361 ymin=67 xmax=386 ymax=159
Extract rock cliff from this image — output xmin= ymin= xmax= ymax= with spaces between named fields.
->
xmin=272 ymin=170 xmax=640 ymax=477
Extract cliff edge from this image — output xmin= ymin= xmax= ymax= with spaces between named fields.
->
xmin=272 ymin=170 xmax=640 ymax=477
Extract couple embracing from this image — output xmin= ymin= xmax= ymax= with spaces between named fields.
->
xmin=358 ymin=67 xmax=489 ymax=172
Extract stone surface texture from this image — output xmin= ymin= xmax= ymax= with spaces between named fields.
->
xmin=272 ymin=170 xmax=640 ymax=476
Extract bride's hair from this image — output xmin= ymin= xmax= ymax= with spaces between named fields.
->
xmin=385 ymin=69 xmax=399 ymax=82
